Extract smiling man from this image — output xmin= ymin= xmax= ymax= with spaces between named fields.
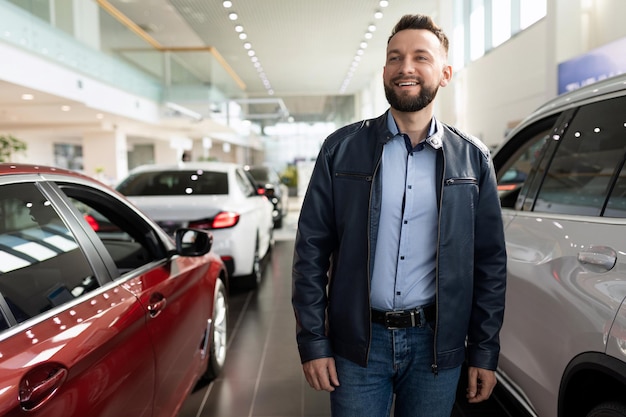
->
xmin=292 ymin=14 xmax=507 ymax=417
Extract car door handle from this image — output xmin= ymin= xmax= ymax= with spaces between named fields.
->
xmin=148 ymin=293 xmax=167 ymax=318
xmin=19 ymin=364 xmax=68 ymax=411
xmin=578 ymin=246 xmax=617 ymax=271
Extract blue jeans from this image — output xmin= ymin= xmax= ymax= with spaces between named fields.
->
xmin=330 ymin=320 xmax=461 ymax=417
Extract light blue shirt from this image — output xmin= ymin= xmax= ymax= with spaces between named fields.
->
xmin=370 ymin=112 xmax=438 ymax=311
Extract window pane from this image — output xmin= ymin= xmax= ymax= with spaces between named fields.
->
xmin=492 ymin=0 xmax=512 ymax=47
xmin=605 ymin=164 xmax=626 ymax=217
xmin=470 ymin=0 xmax=485 ymax=60
xmin=534 ymin=96 xmax=626 ymax=216
xmin=117 ymin=170 xmax=229 ymax=195
xmin=0 ymin=183 xmax=96 ymax=324
xmin=520 ymin=0 xmax=547 ymax=29
xmin=497 ymin=129 xmax=550 ymax=208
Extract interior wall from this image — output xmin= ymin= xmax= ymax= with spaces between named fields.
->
xmin=439 ymin=20 xmax=549 ymax=148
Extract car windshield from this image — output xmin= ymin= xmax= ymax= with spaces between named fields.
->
xmin=117 ymin=170 xmax=229 ymax=196
xmin=246 ymin=168 xmax=269 ymax=182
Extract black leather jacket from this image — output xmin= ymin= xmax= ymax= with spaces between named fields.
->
xmin=292 ymin=111 xmax=507 ymax=372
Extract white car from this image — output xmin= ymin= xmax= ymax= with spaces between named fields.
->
xmin=116 ymin=162 xmax=274 ymax=289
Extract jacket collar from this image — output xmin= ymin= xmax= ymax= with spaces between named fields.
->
xmin=381 ymin=109 xmax=444 ymax=150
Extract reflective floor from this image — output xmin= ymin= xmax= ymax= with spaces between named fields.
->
xmin=178 ymin=201 xmax=520 ymax=417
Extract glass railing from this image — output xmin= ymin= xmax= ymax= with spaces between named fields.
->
xmin=0 ymin=0 xmax=245 ymax=106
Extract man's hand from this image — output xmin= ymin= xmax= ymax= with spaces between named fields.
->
xmin=302 ymin=357 xmax=340 ymax=392
xmin=466 ymin=366 xmax=497 ymax=403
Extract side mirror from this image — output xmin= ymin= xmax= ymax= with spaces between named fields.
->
xmin=174 ymin=228 xmax=213 ymax=256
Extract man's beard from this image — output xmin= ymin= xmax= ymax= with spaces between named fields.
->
xmin=384 ymin=80 xmax=438 ymax=112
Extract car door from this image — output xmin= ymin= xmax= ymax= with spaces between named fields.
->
xmin=495 ymin=95 xmax=626 ymax=417
xmin=0 ymin=179 xmax=155 ymax=417
xmin=55 ymin=181 xmax=215 ymax=417
xmin=238 ymin=168 xmax=273 ymax=258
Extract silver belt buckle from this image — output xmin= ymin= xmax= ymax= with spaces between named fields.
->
xmin=384 ymin=310 xmax=417 ymax=329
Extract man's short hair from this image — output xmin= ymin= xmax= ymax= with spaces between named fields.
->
xmin=388 ymin=14 xmax=449 ymax=54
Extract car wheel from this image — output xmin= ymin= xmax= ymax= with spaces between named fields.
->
xmin=274 ymin=216 xmax=283 ymax=229
xmin=587 ymin=402 xmax=626 ymax=417
xmin=203 ymin=279 xmax=228 ymax=381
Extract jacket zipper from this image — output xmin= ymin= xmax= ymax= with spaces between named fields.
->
xmin=432 ymin=156 xmax=447 ymax=376
xmin=335 ymin=172 xmax=373 ymax=181
xmin=444 ymin=177 xmax=477 ymax=186
xmin=366 ymin=157 xmax=383 ymax=364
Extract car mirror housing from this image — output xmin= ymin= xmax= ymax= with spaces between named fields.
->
xmin=174 ymin=228 xmax=213 ymax=257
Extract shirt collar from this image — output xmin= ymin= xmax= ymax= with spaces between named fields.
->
xmin=386 ymin=111 xmax=443 ymax=150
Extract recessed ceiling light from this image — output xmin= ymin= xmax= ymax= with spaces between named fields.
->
xmin=379 ymin=0 xmax=389 ymax=7
xmin=239 ymin=33 xmax=247 ymax=40
xmin=223 ymin=1 xmax=232 ymax=8
xmin=374 ymin=11 xmax=383 ymax=19
xmin=228 ymin=12 xmax=238 ymax=20
xmin=21 ymin=94 xmax=34 ymax=100
xmin=61 ymin=105 xmax=71 ymax=111
xmin=235 ymin=25 xmax=244 ymax=32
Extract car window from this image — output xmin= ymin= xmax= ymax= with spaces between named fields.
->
xmin=117 ymin=170 xmax=229 ymax=195
xmin=533 ymin=95 xmax=626 ymax=216
xmin=603 ymin=164 xmax=626 ymax=217
xmin=59 ymin=184 xmax=166 ymax=276
xmin=497 ymin=130 xmax=550 ymax=208
xmin=247 ymin=167 xmax=269 ymax=182
xmin=0 ymin=183 xmax=97 ymax=328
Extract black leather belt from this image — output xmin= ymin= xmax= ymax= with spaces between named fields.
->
xmin=371 ymin=304 xmax=436 ymax=329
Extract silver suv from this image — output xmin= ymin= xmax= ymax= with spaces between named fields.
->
xmin=493 ymin=73 xmax=626 ymax=417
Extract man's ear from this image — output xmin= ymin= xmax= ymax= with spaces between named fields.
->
xmin=440 ymin=64 xmax=453 ymax=87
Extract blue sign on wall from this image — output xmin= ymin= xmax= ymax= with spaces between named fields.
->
xmin=558 ymin=36 xmax=626 ymax=95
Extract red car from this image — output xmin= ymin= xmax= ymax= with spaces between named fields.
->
xmin=0 ymin=164 xmax=228 ymax=416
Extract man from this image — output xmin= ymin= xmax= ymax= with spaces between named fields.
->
xmin=292 ymin=13 xmax=507 ymax=417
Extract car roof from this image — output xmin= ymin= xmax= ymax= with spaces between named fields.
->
xmin=505 ymin=73 xmax=626 ymax=141
xmin=127 ymin=162 xmax=240 ymax=175
xmin=0 ymin=163 xmax=89 ymax=179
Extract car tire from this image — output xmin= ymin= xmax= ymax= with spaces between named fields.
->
xmin=274 ymin=215 xmax=283 ymax=229
xmin=587 ymin=402 xmax=626 ymax=417
xmin=203 ymin=279 xmax=228 ymax=381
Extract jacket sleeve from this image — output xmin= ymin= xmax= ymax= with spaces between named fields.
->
xmin=467 ymin=153 xmax=507 ymax=370
xmin=292 ymin=143 xmax=337 ymax=364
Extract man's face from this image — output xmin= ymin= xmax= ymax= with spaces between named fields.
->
xmin=383 ymin=29 xmax=451 ymax=113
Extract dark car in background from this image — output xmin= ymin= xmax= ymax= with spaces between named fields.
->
xmin=493 ymin=73 xmax=626 ymax=417
xmin=0 ymin=164 xmax=228 ymax=417
xmin=244 ymin=165 xmax=289 ymax=228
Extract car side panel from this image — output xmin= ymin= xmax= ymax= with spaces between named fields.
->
xmin=499 ymin=211 xmax=626 ymax=417
xmin=606 ymin=297 xmax=626 ymax=366
xmin=0 ymin=285 xmax=155 ymax=417
xmin=122 ymin=256 xmax=216 ymax=417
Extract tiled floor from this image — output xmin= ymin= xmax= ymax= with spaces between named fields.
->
xmin=178 ymin=201 xmax=518 ymax=417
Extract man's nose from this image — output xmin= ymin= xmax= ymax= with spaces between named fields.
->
xmin=399 ymin=58 xmax=416 ymax=74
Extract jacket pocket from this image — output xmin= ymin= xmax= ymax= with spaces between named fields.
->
xmin=335 ymin=172 xmax=373 ymax=182
xmin=444 ymin=177 xmax=477 ymax=186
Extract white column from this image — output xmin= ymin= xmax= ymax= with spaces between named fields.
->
xmin=83 ymin=130 xmax=128 ymax=186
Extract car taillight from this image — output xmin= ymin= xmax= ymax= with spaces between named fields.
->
xmin=212 ymin=212 xmax=240 ymax=229
xmin=190 ymin=212 xmax=240 ymax=230
xmin=84 ymin=214 xmax=100 ymax=231
xmin=256 ymin=187 xmax=266 ymax=195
